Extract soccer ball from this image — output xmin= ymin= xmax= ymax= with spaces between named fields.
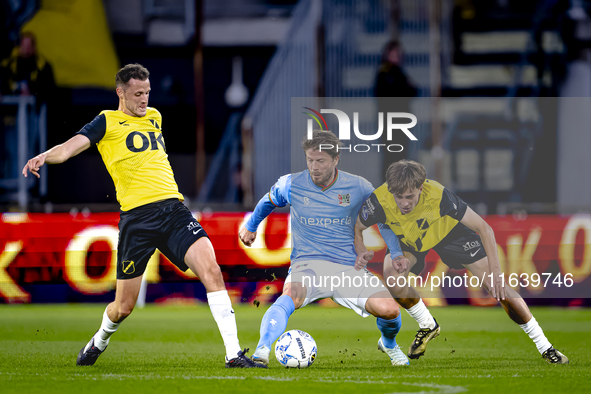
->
xmin=275 ymin=329 xmax=317 ymax=368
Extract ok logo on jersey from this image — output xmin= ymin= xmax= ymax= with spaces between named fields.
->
xmin=126 ymin=131 xmax=166 ymax=153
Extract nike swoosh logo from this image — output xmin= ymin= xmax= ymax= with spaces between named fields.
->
xmin=470 ymin=248 xmax=481 ymax=257
xmin=119 ymin=120 xmax=127 ymax=124
xmin=193 ymin=229 xmax=203 ymax=235
xmin=231 ymin=310 xmax=235 ymax=314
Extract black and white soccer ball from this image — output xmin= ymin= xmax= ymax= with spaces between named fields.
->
xmin=275 ymin=329 xmax=317 ymax=368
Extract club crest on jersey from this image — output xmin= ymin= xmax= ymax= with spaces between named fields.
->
xmin=338 ymin=193 xmax=351 ymax=206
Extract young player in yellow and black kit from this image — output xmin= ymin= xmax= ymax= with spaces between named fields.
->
xmin=22 ymin=64 xmax=264 ymax=368
xmin=354 ymin=160 xmax=569 ymax=364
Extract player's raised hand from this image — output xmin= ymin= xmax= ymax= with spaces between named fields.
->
xmin=238 ymin=226 xmax=257 ymax=247
xmin=391 ymin=255 xmax=409 ymax=274
xmin=22 ymin=153 xmax=47 ymax=178
xmin=354 ymin=250 xmax=374 ymax=271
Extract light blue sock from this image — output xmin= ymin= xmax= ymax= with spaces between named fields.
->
xmin=377 ymin=315 xmax=402 ymax=349
xmin=256 ymin=295 xmax=296 ymax=350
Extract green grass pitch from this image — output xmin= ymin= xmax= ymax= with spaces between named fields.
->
xmin=1 ymin=303 xmax=589 ymax=393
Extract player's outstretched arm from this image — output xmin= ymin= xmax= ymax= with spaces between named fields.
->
xmin=240 ymin=174 xmax=290 ymax=247
xmin=239 ymin=193 xmax=282 ymax=247
xmin=354 ymin=218 xmax=373 ymax=270
xmin=22 ymin=134 xmax=91 ymax=178
xmin=238 ymin=226 xmax=257 ymax=247
xmin=460 ymin=206 xmax=506 ymax=301
xmin=377 ymin=224 xmax=408 ymax=273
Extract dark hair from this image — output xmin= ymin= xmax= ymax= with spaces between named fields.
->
xmin=115 ymin=64 xmax=150 ymax=88
xmin=301 ymin=130 xmax=342 ymax=159
xmin=381 ymin=40 xmax=401 ymax=63
xmin=386 ymin=160 xmax=426 ymax=195
xmin=19 ymin=31 xmax=36 ymax=46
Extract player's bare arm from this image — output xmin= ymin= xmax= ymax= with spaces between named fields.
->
xmin=238 ymin=226 xmax=257 ymax=247
xmin=460 ymin=206 xmax=506 ymax=301
xmin=22 ymin=134 xmax=91 ymax=178
xmin=354 ymin=217 xmax=373 ymax=270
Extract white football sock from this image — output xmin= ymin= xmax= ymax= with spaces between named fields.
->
xmin=207 ymin=290 xmax=242 ymax=360
xmin=519 ymin=316 xmax=552 ymax=354
xmin=405 ymin=299 xmax=436 ymax=329
xmin=91 ymin=307 xmax=119 ymax=351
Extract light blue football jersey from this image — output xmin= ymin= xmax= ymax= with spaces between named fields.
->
xmin=266 ymin=169 xmax=374 ymax=266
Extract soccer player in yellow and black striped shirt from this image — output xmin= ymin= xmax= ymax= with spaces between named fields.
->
xmin=22 ymin=64 xmax=263 ymax=368
xmin=354 ymin=160 xmax=568 ymax=364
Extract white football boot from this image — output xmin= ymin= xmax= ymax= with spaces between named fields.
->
xmin=251 ymin=345 xmax=270 ymax=366
xmin=378 ymin=337 xmax=410 ymax=366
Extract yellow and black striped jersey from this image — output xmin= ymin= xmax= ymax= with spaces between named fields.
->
xmin=359 ymin=179 xmax=467 ymax=252
xmin=76 ymin=108 xmax=183 ymax=211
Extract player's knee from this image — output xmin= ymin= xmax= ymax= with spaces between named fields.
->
xmin=368 ymin=298 xmax=400 ymax=320
xmin=383 ymin=264 xmax=397 ymax=278
xmin=373 ymin=299 xmax=400 ymax=320
xmin=383 ymin=265 xmax=406 ymax=284
xmin=114 ymin=303 xmax=134 ymax=321
xmin=283 ymin=284 xmax=306 ymax=308
xmin=202 ymin=262 xmax=222 ymax=281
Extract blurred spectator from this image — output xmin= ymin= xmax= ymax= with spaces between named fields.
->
xmin=375 ymin=40 xmax=417 ymax=99
xmin=0 ymin=31 xmax=55 ymax=185
xmin=374 ymin=40 xmax=417 ymax=171
xmin=0 ymin=31 xmax=55 ymax=103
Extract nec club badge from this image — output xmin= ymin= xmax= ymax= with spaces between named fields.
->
xmin=338 ymin=193 xmax=351 ymax=206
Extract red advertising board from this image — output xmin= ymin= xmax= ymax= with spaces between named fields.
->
xmin=1 ymin=212 xmax=590 ymax=303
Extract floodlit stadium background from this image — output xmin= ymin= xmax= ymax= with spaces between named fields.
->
xmin=1 ymin=0 xmax=591 ymax=307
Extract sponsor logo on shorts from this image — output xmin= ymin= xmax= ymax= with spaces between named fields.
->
xmin=470 ymin=248 xmax=481 ymax=258
xmin=338 ymin=193 xmax=351 ymax=206
xmin=463 ymin=240 xmax=481 ymax=251
xmin=122 ymin=260 xmax=135 ymax=275
xmin=187 ymin=221 xmax=201 ymax=232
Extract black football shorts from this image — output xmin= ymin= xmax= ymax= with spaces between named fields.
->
xmin=116 ymin=198 xmax=209 ymax=279
xmin=398 ymin=223 xmax=487 ymax=275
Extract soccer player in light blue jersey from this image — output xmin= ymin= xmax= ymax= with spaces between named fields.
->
xmin=239 ymin=131 xmax=410 ymax=367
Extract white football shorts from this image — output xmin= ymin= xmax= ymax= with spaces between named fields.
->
xmin=285 ymin=259 xmax=388 ymax=317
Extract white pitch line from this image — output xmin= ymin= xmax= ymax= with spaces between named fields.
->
xmin=0 ymin=371 xmax=468 ymax=392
